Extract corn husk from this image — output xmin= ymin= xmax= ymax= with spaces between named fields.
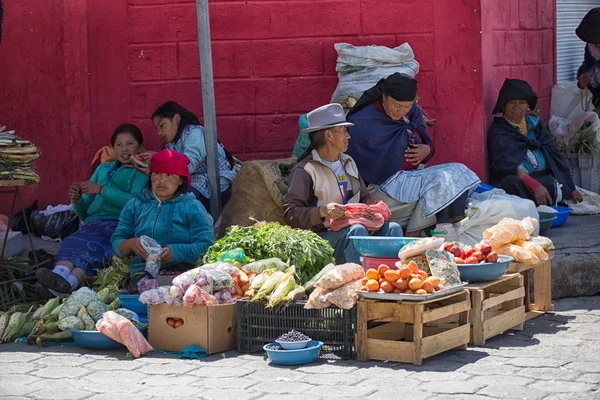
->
xmin=245 ymin=269 xmax=275 ymax=297
xmin=252 ymin=270 xmax=286 ymax=301
xmin=2 ymin=312 xmax=25 ymax=343
xmin=284 ymin=286 xmax=306 ymax=302
xmin=0 ymin=312 xmax=10 ymax=339
xmin=32 ymin=298 xmax=60 ymax=324
xmin=267 ymin=276 xmax=298 ymax=308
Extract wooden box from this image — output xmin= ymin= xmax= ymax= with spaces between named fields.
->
xmin=465 ymin=274 xmax=525 ymax=346
xmin=356 ymin=290 xmax=470 ymax=366
xmin=507 ymin=252 xmax=553 ymax=321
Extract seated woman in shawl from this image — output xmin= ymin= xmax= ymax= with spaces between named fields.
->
xmin=576 ymin=7 xmax=600 ymax=114
xmin=346 ymin=73 xmax=480 ymax=236
xmin=283 ymin=103 xmax=403 ymax=265
xmin=37 ymin=124 xmax=149 ymax=296
xmin=488 ymin=79 xmax=583 ymax=206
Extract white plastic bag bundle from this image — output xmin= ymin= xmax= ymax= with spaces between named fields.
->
xmin=550 ymin=81 xmax=594 ymax=123
xmin=330 ymin=43 xmax=420 ymax=104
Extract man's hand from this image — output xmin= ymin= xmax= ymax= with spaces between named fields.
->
xmin=578 ymin=74 xmax=591 ymax=89
xmin=534 ymin=186 xmax=552 ymax=206
xmin=319 ymin=203 xmax=346 ymax=220
xmin=404 ymin=144 xmax=431 ymax=166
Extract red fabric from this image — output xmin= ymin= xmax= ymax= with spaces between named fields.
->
xmin=329 ymin=201 xmax=392 ymax=233
xmin=150 ymin=149 xmax=191 ymax=183
xmin=522 ymin=174 xmax=541 ymax=191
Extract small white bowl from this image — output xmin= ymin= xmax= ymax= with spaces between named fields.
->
xmin=275 ymin=339 xmax=311 ymax=350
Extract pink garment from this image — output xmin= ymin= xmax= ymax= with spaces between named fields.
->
xmin=329 ymin=201 xmax=391 ymax=233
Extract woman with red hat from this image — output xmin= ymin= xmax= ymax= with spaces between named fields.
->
xmin=111 ymin=149 xmax=215 ymax=281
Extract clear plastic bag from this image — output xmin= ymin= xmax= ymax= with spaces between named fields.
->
xmin=530 ymin=236 xmax=555 ymax=251
xmin=304 ymin=287 xmax=331 ymax=309
xmin=314 ymin=263 xmax=364 ymax=290
xmin=326 ymin=280 xmax=361 ymax=310
xmin=496 ymin=244 xmax=539 ymax=265
xmin=398 ymin=237 xmax=445 ymax=260
xmin=140 ymin=236 xmax=163 ymax=277
xmin=98 ymin=311 xmax=153 ymax=359
xmin=482 ymin=218 xmax=531 ymax=250
xmin=426 ymin=250 xmax=461 ymax=287
xmin=139 ymin=286 xmax=169 ymax=305
xmin=242 ymin=258 xmax=289 ymax=274
xmin=522 ymin=241 xmax=548 ymax=261
xmin=183 ymin=284 xmax=217 ymax=308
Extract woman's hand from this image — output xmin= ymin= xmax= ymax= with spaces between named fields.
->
xmin=79 ymin=181 xmax=102 ymax=195
xmin=139 ymin=151 xmax=157 ymax=162
xmin=571 ymin=190 xmax=583 ymax=203
xmin=578 ymin=74 xmax=591 ymax=89
xmin=404 ymin=144 xmax=431 ymax=166
xmin=319 ymin=203 xmax=346 ymax=220
xmin=160 ymin=246 xmax=173 ymax=263
xmin=127 ymin=164 xmax=151 ymax=176
xmin=534 ymin=186 xmax=552 ymax=206
xmin=123 ymin=238 xmax=148 ymax=259
xmin=69 ymin=184 xmax=82 ymax=203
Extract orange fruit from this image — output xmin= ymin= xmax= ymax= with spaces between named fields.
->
xmin=380 ymin=281 xmax=395 ymax=293
xmin=360 ymin=285 xmax=368 ymax=291
xmin=415 ymin=289 xmax=428 ymax=295
xmin=421 ymin=281 xmax=435 ymax=293
xmin=366 ymin=269 xmax=379 ymax=281
xmin=361 ymin=278 xmax=368 ymax=285
xmin=394 ymin=278 xmax=409 ymax=291
xmin=366 ymin=279 xmax=379 ymax=292
xmin=407 ymin=260 xmax=419 ymax=274
xmin=399 ymin=267 xmax=412 ymax=280
xmin=378 ymin=264 xmax=390 ymax=277
xmin=417 ymin=270 xmax=428 ymax=281
xmin=409 ymin=278 xmax=423 ymax=291
xmin=379 ymin=277 xmax=386 ymax=285
xmin=437 ymin=283 xmax=446 ymax=291
xmin=425 ymin=276 xmax=440 ymax=287
xmin=404 ymin=289 xmax=414 ymax=294
xmin=384 ymin=270 xmax=400 ymax=283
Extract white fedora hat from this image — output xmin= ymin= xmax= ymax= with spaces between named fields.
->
xmin=304 ymin=103 xmax=354 ymax=133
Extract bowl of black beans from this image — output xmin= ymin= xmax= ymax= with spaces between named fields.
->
xmin=275 ymin=329 xmax=312 ymax=350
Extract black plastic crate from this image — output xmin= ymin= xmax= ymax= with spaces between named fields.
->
xmin=236 ymin=299 xmax=356 ymax=359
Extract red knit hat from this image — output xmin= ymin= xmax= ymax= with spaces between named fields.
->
xmin=150 ymin=149 xmax=191 ymax=183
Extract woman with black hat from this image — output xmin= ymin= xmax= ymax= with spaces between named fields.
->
xmin=576 ymin=7 xmax=600 ymax=114
xmin=345 ymin=73 xmax=480 ymax=236
xmin=488 ymin=78 xmax=583 ymax=206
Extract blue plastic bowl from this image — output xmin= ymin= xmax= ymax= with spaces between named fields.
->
xmin=457 ymin=255 xmax=514 ymax=283
xmin=349 ymin=237 xmax=419 ymax=258
xmin=264 ymin=340 xmax=323 ymax=365
xmin=276 ymin=339 xmax=311 ymax=350
xmin=116 ymin=293 xmax=148 ymax=316
xmin=475 ymin=183 xmax=496 ymax=194
xmin=69 ymin=326 xmax=148 ymax=350
xmin=549 ymin=206 xmax=572 ymax=227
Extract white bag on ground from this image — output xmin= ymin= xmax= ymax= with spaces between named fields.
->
xmin=567 ymin=186 xmax=600 ymax=214
xmin=330 ymin=43 xmax=420 ymax=104
xmin=550 ymin=81 xmax=594 ymax=123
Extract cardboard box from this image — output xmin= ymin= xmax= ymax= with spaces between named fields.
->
xmin=148 ymin=303 xmax=236 ymax=353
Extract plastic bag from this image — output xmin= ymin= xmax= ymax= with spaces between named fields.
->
xmin=426 ymin=250 xmax=461 ymax=287
xmin=521 ymin=242 xmax=548 ymax=261
xmin=405 ymin=255 xmax=430 ymax=274
xmin=303 ymin=263 xmax=336 ymax=292
xmin=214 ymin=290 xmax=235 ymax=304
xmin=482 ymin=218 xmax=531 ymax=250
xmin=136 ymin=276 xmax=159 ymax=294
xmin=329 ymin=201 xmax=391 ymax=233
xmin=98 ymin=311 xmax=153 ymax=359
xmin=314 ymin=263 xmax=364 ymax=290
xmin=10 ymin=200 xmax=38 ymax=233
xmin=326 ymin=280 xmax=361 ymax=310
xmin=550 ymin=81 xmax=594 ymax=123
xmin=304 ymin=287 xmax=332 ymax=309
xmin=140 ymin=236 xmax=162 ymax=278
xmin=398 ymin=237 xmax=445 ymax=261
xmin=496 ymin=244 xmax=539 ymax=265
xmin=530 ymin=236 xmax=555 ymax=251
xmin=139 ymin=286 xmax=169 ymax=305
xmin=183 ymin=285 xmax=217 ymax=308
xmin=242 ymin=258 xmax=289 ymax=274
xmin=217 ymin=248 xmax=248 ymax=266
xmin=204 ymin=269 xmax=234 ymax=291
xmin=520 ymin=217 xmax=539 ymax=235
xmin=30 ymin=209 xmax=80 ymax=240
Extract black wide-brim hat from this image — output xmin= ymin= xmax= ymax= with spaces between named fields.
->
xmin=576 ymin=7 xmax=600 ymax=43
xmin=492 ymin=79 xmax=538 ymax=114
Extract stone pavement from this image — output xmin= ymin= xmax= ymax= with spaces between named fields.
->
xmin=1 ymin=296 xmax=599 ymax=400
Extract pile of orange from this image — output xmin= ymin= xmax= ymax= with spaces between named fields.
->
xmin=361 ymin=261 xmax=445 ymax=295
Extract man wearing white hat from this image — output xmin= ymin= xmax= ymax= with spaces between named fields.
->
xmin=283 ymin=103 xmax=403 ymax=265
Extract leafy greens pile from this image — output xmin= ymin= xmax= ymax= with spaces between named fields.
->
xmin=202 ymin=222 xmax=335 ymax=284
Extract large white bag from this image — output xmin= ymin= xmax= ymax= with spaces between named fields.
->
xmin=550 ymin=81 xmax=595 ymax=123
xmin=330 ymin=43 xmax=420 ymax=104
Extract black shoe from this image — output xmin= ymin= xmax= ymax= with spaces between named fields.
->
xmin=37 ymin=268 xmax=72 ymax=294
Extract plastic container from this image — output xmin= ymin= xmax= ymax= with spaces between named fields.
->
xmin=349 ymin=237 xmax=418 ymax=258
xmin=263 ymin=340 xmax=323 ymax=365
xmin=549 ymin=206 xmax=572 ymax=227
xmin=361 ymin=256 xmax=399 ymax=271
xmin=276 ymin=339 xmax=311 ymax=350
xmin=236 ymin=299 xmax=356 ymax=359
xmin=538 ymin=212 xmax=557 ymax=234
xmin=116 ymin=293 xmax=148 ymax=316
xmin=69 ymin=326 xmax=148 ymax=350
xmin=474 ymin=183 xmax=496 ymax=194
xmin=457 ymin=256 xmax=514 ymax=283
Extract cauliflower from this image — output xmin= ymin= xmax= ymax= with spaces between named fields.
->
xmin=86 ymin=300 xmax=108 ymax=322
xmin=59 ymin=302 xmax=81 ymax=321
xmin=59 ymin=287 xmax=98 ymax=320
xmin=77 ymin=307 xmax=96 ymax=331
xmin=57 ymin=316 xmax=84 ymax=331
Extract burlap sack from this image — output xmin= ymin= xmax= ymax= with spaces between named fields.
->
xmin=219 ymin=158 xmax=296 ymax=237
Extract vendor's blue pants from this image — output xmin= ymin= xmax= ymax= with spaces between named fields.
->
xmin=318 ymin=222 xmax=403 ymax=265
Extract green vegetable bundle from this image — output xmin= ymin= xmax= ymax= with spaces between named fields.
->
xmin=202 ymin=222 xmax=334 ymax=284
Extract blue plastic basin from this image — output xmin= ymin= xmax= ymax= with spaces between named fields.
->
xmin=69 ymin=326 xmax=147 ymax=350
xmin=475 ymin=183 xmax=496 ymax=194
xmin=349 ymin=237 xmax=419 ymax=258
xmin=457 ymin=255 xmax=514 ymax=283
xmin=549 ymin=206 xmax=572 ymax=227
xmin=264 ymin=340 xmax=323 ymax=365
xmin=116 ymin=293 xmax=148 ymax=316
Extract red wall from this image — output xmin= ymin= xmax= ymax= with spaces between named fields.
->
xmin=0 ymin=0 xmax=552 ymax=209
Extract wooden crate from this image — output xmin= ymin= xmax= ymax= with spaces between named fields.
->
xmin=465 ymin=274 xmax=525 ymax=346
xmin=356 ymin=290 xmax=470 ymax=366
xmin=507 ymin=252 xmax=553 ymax=321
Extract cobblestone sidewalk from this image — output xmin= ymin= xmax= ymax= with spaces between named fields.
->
xmin=1 ymin=296 xmax=599 ymax=400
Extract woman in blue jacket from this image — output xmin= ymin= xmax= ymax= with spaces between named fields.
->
xmin=111 ymin=149 xmax=214 ymax=280
xmin=139 ymin=101 xmax=237 ymax=212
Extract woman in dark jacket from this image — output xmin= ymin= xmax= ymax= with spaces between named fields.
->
xmin=487 ymin=78 xmax=583 ymax=206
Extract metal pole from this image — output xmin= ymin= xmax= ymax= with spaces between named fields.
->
xmin=196 ymin=0 xmax=221 ymax=219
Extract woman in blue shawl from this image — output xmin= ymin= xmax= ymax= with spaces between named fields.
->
xmin=346 ymin=73 xmax=480 ymax=236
